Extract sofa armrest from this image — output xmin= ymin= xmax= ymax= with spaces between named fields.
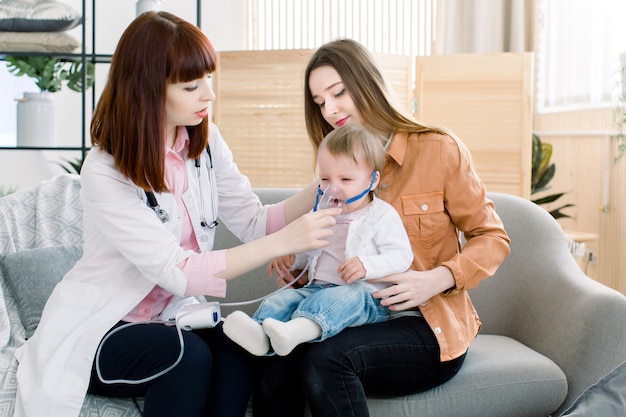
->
xmin=471 ymin=193 xmax=626 ymax=415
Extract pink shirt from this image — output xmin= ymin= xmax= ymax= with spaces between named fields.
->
xmin=124 ymin=128 xmax=286 ymax=322
xmin=313 ymin=206 xmax=368 ymax=286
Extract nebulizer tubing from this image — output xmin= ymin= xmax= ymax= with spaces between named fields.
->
xmin=217 ymin=263 xmax=312 ymax=307
xmin=95 ymin=266 xmax=311 ymax=385
xmin=95 ymin=319 xmax=186 ymax=385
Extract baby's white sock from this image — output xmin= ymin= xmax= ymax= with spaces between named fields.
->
xmin=222 ymin=310 xmax=270 ymax=356
xmin=262 ymin=317 xmax=322 ymax=356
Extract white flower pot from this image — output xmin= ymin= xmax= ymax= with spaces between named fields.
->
xmin=136 ymin=0 xmax=161 ymax=16
xmin=16 ymin=92 xmax=56 ymax=147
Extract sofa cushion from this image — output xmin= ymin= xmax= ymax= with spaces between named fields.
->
xmin=365 ymin=335 xmax=568 ymax=417
xmin=0 ymin=245 xmax=82 ymax=339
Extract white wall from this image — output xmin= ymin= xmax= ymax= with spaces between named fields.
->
xmin=0 ymin=0 xmax=245 ymax=193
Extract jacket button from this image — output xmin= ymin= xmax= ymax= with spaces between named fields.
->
xmin=421 ymin=204 xmax=429 ymax=211
xmin=200 ymin=235 xmax=209 ymax=242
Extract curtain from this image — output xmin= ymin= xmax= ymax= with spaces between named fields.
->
xmin=535 ymin=0 xmax=626 ymax=110
xmin=434 ymin=0 xmax=535 ymax=55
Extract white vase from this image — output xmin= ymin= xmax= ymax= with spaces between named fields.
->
xmin=16 ymin=92 xmax=56 ymax=147
xmin=136 ymin=0 xmax=161 ymax=16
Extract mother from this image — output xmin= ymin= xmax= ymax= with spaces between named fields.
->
xmin=253 ymin=38 xmax=511 ymax=417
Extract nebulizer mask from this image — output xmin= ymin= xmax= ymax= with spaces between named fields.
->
xmin=313 ymin=184 xmax=347 ymax=212
xmin=313 ymin=171 xmax=377 ymax=213
xmin=310 ymin=171 xmax=377 ymax=258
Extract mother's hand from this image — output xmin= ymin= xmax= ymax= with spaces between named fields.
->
xmin=370 ymin=266 xmax=455 ymax=311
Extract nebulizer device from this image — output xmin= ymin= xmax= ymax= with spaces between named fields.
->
xmin=96 ymin=183 xmax=355 ymax=385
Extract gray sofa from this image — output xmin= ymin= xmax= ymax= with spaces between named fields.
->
xmin=1 ymin=174 xmax=625 ymax=417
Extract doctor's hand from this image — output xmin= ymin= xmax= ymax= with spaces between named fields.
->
xmin=274 ymin=207 xmax=340 ymax=256
xmin=220 ymin=207 xmax=340 ymax=282
xmin=370 ymin=266 xmax=455 ymax=311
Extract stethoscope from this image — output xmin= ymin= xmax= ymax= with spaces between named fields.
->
xmin=145 ymin=144 xmax=219 ymax=229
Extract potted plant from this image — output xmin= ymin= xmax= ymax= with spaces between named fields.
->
xmin=5 ymin=56 xmax=95 ymax=147
xmin=0 ymin=185 xmax=18 ymax=198
xmin=612 ymin=53 xmax=626 ymax=163
xmin=5 ymin=56 xmax=94 ymax=93
xmin=531 ymin=133 xmax=574 ymax=219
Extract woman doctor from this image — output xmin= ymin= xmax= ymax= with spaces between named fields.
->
xmin=12 ymin=12 xmax=336 ymax=417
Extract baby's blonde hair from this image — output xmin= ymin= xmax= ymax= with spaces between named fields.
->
xmin=318 ymin=125 xmax=386 ymax=172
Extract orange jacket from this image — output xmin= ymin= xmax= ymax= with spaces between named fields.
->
xmin=378 ymin=131 xmax=511 ymax=361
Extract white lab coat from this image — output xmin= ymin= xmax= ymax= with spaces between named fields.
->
xmin=13 ymin=124 xmax=271 ymax=417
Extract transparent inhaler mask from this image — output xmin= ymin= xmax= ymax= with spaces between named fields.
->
xmin=315 ymin=184 xmax=348 ymax=213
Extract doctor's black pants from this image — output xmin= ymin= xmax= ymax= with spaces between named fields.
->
xmin=88 ymin=320 xmax=253 ymax=417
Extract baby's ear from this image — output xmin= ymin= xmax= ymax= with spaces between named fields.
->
xmin=372 ymin=171 xmax=381 ymax=189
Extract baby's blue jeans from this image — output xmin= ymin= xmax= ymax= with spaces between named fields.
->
xmin=252 ymin=281 xmax=390 ymax=341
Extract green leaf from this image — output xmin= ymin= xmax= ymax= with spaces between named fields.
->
xmin=530 ymin=133 xmax=576 ymax=219
xmin=549 ymin=204 xmax=575 ymax=220
xmin=531 ymin=134 xmax=555 ymax=193
xmin=57 ymin=154 xmax=87 ymax=174
xmin=531 ymin=134 xmax=542 ymax=187
xmin=5 ymin=56 xmax=94 ymax=93
xmin=533 ymin=162 xmax=556 ymax=193
xmin=65 ymin=61 xmax=95 ymax=92
xmin=532 ymin=192 xmax=566 ymax=205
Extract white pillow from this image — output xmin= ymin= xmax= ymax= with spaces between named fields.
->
xmin=0 ymin=30 xmax=80 ymax=52
xmin=0 ymin=0 xmax=82 ymax=32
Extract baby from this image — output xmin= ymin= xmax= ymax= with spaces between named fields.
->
xmin=223 ymin=124 xmax=413 ymax=356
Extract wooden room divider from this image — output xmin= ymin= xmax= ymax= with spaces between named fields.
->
xmin=212 ymin=49 xmax=411 ymax=188
xmin=212 ymin=50 xmax=533 ymax=197
xmin=413 ymin=53 xmax=534 ymax=198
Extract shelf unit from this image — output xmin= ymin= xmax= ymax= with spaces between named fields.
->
xmin=0 ymin=0 xmax=202 ymax=162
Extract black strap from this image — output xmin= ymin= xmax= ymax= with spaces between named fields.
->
xmin=205 ymin=143 xmax=213 ymax=168
xmin=145 ymin=189 xmax=159 ymax=209
xmin=145 ymin=143 xmax=212 ymax=214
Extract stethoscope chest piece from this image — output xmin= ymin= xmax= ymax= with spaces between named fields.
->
xmin=154 ymin=205 xmax=169 ymax=223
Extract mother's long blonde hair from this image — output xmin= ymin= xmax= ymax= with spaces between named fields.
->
xmin=303 ymin=38 xmax=471 ymax=163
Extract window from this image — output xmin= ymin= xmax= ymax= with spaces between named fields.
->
xmin=535 ymin=0 xmax=626 ymax=111
xmin=247 ymin=0 xmax=437 ymax=57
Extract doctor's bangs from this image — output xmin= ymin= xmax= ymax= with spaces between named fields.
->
xmin=168 ymin=26 xmax=217 ymax=84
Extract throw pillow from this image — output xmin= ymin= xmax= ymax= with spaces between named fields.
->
xmin=0 ymin=245 xmax=82 ymax=339
xmin=560 ymin=360 xmax=626 ymax=416
xmin=0 ymin=0 xmax=82 ymax=32
xmin=0 ymin=30 xmax=80 ymax=52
